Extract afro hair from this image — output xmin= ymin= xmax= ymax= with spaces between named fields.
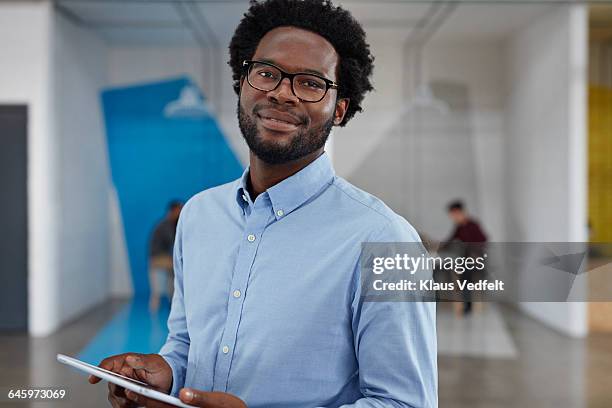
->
xmin=228 ymin=0 xmax=374 ymax=126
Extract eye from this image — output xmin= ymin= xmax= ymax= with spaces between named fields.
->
xmin=256 ymin=70 xmax=278 ymax=80
xmin=300 ymin=79 xmax=325 ymax=89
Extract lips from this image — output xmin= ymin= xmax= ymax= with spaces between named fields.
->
xmin=256 ymin=109 xmax=303 ymax=132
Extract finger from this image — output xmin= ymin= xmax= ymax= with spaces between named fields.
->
xmin=125 ymin=389 xmax=174 ymax=408
xmin=91 ymin=354 xmax=128 ymax=384
xmin=123 ymin=354 xmax=158 ymax=384
xmin=108 ymin=385 xmax=138 ymax=408
xmin=124 ymin=354 xmax=168 ymax=386
xmin=88 ymin=374 xmax=102 ymax=384
xmin=179 ymin=389 xmax=245 ymax=408
xmin=99 ymin=353 xmax=128 ymax=372
xmin=109 ymin=382 xmax=128 ymax=399
xmin=179 ymin=389 xmax=199 ymax=406
xmin=125 ymin=354 xmax=148 ymax=371
xmin=180 ymin=389 xmax=215 ymax=407
xmin=110 ymin=395 xmax=137 ymax=408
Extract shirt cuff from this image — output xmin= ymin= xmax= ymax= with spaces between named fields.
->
xmin=160 ymin=354 xmax=185 ymax=397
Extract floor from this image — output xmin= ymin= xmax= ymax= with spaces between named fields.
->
xmin=0 ymin=300 xmax=127 ymax=407
xmin=0 ymin=300 xmax=611 ymax=407
xmin=437 ymin=304 xmax=612 ymax=408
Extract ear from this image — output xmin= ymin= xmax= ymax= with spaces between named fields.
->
xmin=333 ymin=98 xmax=350 ymax=126
xmin=239 ymin=76 xmax=245 ymax=95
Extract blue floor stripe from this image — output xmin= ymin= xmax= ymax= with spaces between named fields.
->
xmin=78 ymin=299 xmax=170 ymax=365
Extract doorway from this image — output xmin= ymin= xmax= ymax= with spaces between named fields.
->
xmin=0 ymin=105 xmax=28 ymax=331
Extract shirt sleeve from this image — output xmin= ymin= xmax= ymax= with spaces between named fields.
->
xmin=323 ymin=216 xmax=438 ymax=408
xmin=159 ymin=210 xmax=190 ymax=396
xmin=468 ymin=221 xmax=487 ymax=243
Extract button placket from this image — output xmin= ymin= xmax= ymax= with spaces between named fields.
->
xmin=212 ymin=200 xmax=272 ymax=392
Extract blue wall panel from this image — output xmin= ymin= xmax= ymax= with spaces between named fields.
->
xmin=102 ymin=77 xmax=243 ymax=297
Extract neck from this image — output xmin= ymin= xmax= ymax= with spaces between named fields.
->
xmin=247 ymin=148 xmax=324 ymax=199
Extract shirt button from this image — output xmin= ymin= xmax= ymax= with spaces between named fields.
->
xmin=222 ymin=345 xmax=230 ymax=354
xmin=276 ymin=209 xmax=284 ymax=217
xmin=247 ymin=234 xmax=256 ymax=242
xmin=233 ymin=290 xmax=241 ymax=298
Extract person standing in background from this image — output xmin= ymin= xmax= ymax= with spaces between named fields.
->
xmin=148 ymin=200 xmax=183 ymax=312
xmin=441 ymin=200 xmax=487 ymax=316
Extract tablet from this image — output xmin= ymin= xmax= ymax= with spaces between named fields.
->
xmin=57 ymin=354 xmax=193 ymax=408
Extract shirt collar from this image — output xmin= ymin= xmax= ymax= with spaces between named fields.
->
xmin=235 ymin=152 xmax=335 ymax=219
xmin=235 ymin=168 xmax=252 ymax=210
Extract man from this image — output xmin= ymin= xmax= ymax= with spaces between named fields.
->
xmin=148 ymin=201 xmax=183 ymax=312
xmin=89 ymin=1 xmax=437 ymax=407
xmin=444 ymin=201 xmax=487 ymax=245
xmin=441 ymin=200 xmax=487 ymax=315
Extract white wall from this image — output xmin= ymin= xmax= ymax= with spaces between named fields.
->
xmin=109 ymin=186 xmax=133 ymax=297
xmin=0 ymin=1 xmax=57 ymax=337
xmin=332 ymin=6 xmax=588 ymax=337
xmin=417 ymin=41 xmax=506 ymax=241
xmin=333 ymin=33 xmax=507 ymax=242
xmin=52 ymin=11 xmax=112 ymax=324
xmin=0 ymin=2 xmax=113 ymax=336
xmin=504 ymin=5 xmax=588 ymax=337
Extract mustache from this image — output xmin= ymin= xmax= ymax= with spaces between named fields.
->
xmin=252 ymin=104 xmax=308 ymax=126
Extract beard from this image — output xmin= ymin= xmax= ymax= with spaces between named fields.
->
xmin=238 ymin=100 xmax=334 ymax=165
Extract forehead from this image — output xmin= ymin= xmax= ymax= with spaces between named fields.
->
xmin=252 ymin=26 xmax=339 ymax=79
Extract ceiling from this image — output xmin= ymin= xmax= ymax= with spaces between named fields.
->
xmin=54 ymin=0 xmax=564 ymax=47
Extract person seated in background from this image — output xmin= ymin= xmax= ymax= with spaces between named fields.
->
xmin=444 ymin=200 xmax=487 ymax=244
xmin=148 ymin=200 xmax=183 ymax=312
xmin=440 ymin=200 xmax=487 ymax=316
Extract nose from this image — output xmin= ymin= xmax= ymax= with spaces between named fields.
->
xmin=266 ymin=77 xmax=299 ymax=106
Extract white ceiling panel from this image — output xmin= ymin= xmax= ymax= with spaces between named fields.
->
xmin=99 ymin=27 xmax=198 ymax=45
xmin=430 ymin=3 xmax=553 ymax=43
xmin=57 ymin=1 xmax=182 ymax=24
xmin=55 ymin=0 xmax=560 ymax=46
xmin=340 ymin=1 xmax=432 ymax=23
xmin=193 ymin=2 xmax=250 ymax=45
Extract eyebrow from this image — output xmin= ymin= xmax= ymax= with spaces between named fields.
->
xmin=259 ymin=58 xmax=328 ymax=78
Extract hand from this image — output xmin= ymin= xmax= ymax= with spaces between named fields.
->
xmin=88 ymin=353 xmax=173 ymax=408
xmin=124 ymin=388 xmax=247 ymax=408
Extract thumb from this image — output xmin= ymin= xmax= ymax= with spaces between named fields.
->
xmin=179 ymin=389 xmax=246 ymax=408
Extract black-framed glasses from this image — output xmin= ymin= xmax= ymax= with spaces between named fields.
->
xmin=242 ymin=60 xmax=339 ymax=103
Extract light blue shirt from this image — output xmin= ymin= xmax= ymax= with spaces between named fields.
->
xmin=160 ymin=152 xmax=437 ymax=408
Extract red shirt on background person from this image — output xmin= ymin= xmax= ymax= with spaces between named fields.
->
xmin=445 ymin=200 xmax=487 ymax=244
xmin=441 ymin=200 xmax=487 ymax=316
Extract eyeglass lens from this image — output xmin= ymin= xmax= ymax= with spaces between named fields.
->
xmin=248 ymin=62 xmax=328 ymax=102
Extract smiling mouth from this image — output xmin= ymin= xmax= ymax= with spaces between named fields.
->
xmin=256 ymin=114 xmax=302 ymax=132
xmin=258 ymin=114 xmax=299 ymax=125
